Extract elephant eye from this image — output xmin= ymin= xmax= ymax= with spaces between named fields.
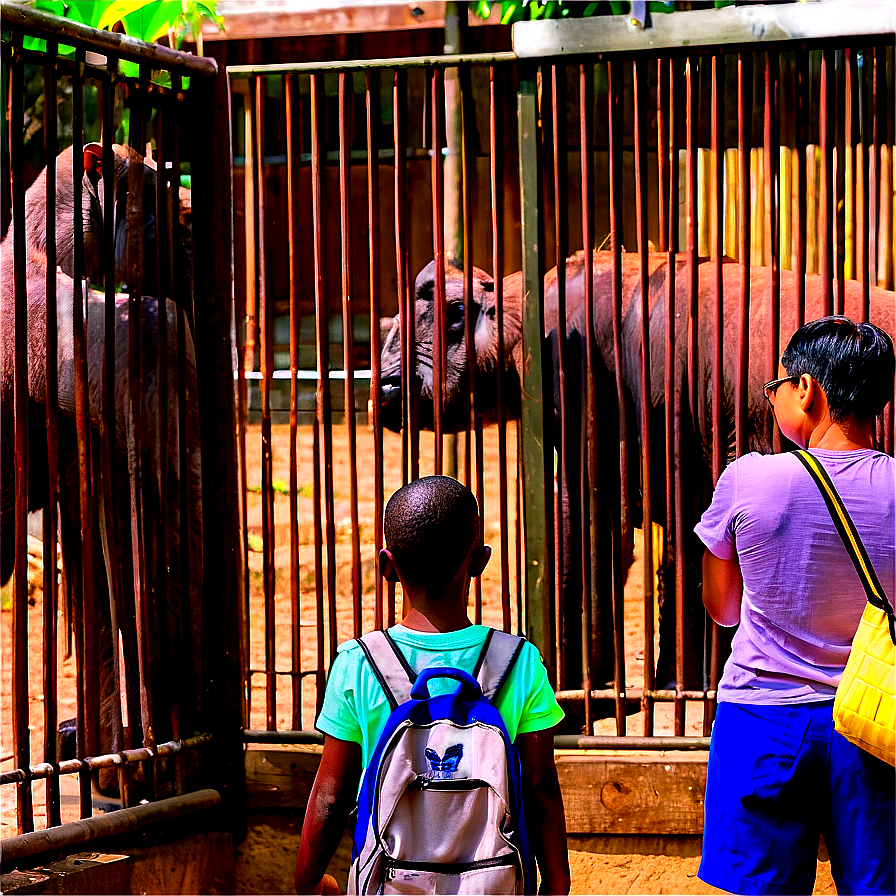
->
xmin=446 ymin=302 xmax=465 ymax=331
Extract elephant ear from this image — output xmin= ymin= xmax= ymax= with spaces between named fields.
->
xmin=414 ymin=260 xmax=438 ymax=299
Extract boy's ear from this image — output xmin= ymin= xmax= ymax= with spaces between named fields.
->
xmin=467 ymin=544 xmax=492 ymax=578
xmin=379 ymin=549 xmax=400 ymax=583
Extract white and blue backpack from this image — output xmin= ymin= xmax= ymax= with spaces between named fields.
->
xmin=347 ymin=628 xmax=533 ymax=895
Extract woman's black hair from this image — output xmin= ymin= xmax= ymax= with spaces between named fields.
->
xmin=384 ymin=475 xmax=480 ymax=591
xmin=780 ymin=316 xmax=894 ymax=423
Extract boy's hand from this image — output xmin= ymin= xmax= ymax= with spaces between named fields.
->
xmin=318 ymin=873 xmax=341 ymax=894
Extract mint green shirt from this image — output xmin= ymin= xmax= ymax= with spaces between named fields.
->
xmin=316 ymin=624 xmax=564 ymax=775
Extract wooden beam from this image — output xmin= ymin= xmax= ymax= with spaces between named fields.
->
xmin=556 ymin=755 xmax=707 ymax=836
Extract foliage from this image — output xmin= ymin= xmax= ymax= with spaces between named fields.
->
xmin=471 ymin=1 xmax=736 ymax=25
xmin=19 ymin=0 xmax=223 ymax=66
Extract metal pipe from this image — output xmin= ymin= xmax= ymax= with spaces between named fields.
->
xmin=41 ymin=44 xmax=61 ymax=829
xmin=607 ymin=58 xmax=627 ymax=736
xmin=579 ymin=61 xmax=595 ymax=734
xmin=254 ymin=75 xmax=277 ymax=732
xmin=0 ymin=790 xmax=222 ymax=865
xmin=633 ymin=58 xmax=655 ymax=739
xmin=0 ymin=4 xmax=217 ymax=77
xmin=431 ymin=65 xmax=446 ymax=475
xmin=735 ymin=52 xmax=751 ymax=460
xmin=794 ymin=49 xmax=808 ymax=324
xmin=10 ymin=42 xmax=34 ymax=837
xmin=819 ymin=48 xmax=834 ymax=312
xmin=366 ymin=69 xmax=385 ymax=632
xmin=310 ymin=73 xmax=328 ymax=709
xmin=285 ymin=73 xmax=303 ymax=728
xmin=764 ymin=51 xmax=781 ymax=455
xmin=227 ymin=53 xmax=517 ymax=77
xmin=339 ymin=73 xmax=362 ymax=638
xmin=490 ymin=66 xmax=510 ymax=632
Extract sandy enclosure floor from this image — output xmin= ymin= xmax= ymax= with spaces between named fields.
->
xmin=2 ymin=421 xmax=708 ymax=838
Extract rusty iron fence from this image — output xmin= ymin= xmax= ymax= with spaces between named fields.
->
xmin=1 ymin=4 xmax=240 ymax=856
xmin=231 ymin=2 xmax=895 ymax=746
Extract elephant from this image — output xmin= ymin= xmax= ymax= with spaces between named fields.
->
xmin=0 ymin=142 xmax=201 ymax=781
xmin=378 ymin=250 xmax=895 ymax=701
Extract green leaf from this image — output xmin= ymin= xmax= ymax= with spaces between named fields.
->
xmin=64 ymin=1 xmax=109 ymax=29
xmin=96 ymin=1 xmax=155 ymax=31
xmin=23 ymin=34 xmax=48 ymax=53
xmin=121 ymin=0 xmax=182 ymax=42
xmin=33 ymin=0 xmax=67 ymax=17
xmin=118 ymin=58 xmax=139 ymax=78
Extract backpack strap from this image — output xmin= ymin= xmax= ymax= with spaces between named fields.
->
xmin=474 ymin=629 xmax=526 ymax=702
xmin=794 ymin=449 xmax=896 ymax=645
xmin=356 ymin=630 xmax=416 ymax=710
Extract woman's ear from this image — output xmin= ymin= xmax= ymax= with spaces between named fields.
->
xmin=379 ymin=549 xmax=399 ymax=583
xmin=798 ymin=373 xmax=818 ymax=413
xmin=467 ymin=544 xmax=492 ymax=578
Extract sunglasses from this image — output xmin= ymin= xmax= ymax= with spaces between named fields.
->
xmin=763 ymin=375 xmax=799 ymax=405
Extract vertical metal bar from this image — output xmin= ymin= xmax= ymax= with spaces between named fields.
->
xmin=431 ymin=66 xmax=446 ymax=475
xmin=366 ymin=70 xmax=384 ymax=632
xmin=154 ymin=81 xmax=172 ymax=752
xmin=795 ymin=50 xmax=808 ymax=324
xmin=667 ymin=58 xmax=684 ymax=738
xmin=837 ymin=49 xmax=848 ymax=315
xmin=711 ymin=55 xmax=725 ymax=487
xmin=310 ymin=73 xmax=328 ymax=706
xmin=254 ymin=75 xmax=276 ymax=731
xmin=607 ymin=59 xmax=627 ymax=735
xmin=394 ymin=69 xmax=417 ymax=488
xmin=633 ymin=58 xmax=654 ymax=740
xmin=95 ymin=65 xmax=117 ymax=762
xmin=490 ymin=65 xmax=510 ymax=633
xmin=285 ymin=73 xmax=302 ymax=728
xmin=579 ymin=62 xmax=596 ymax=734
xmin=313 ymin=75 xmax=338 ymax=670
xmin=518 ymin=64 xmax=551 ymax=678
xmin=70 ymin=51 xmax=95 ymax=807
xmin=127 ymin=66 xmax=152 ymax=771
xmin=551 ymin=63 xmax=568 ymax=688
xmin=819 ymin=48 xmax=834 ymax=313
xmin=765 ymin=53 xmax=781 ymax=449
xmin=42 ymin=44 xmax=61 ymax=828
xmin=868 ymin=46 xmax=881 ymax=291
xmin=735 ymin=52 xmax=752 ymax=460
xmin=656 ymin=58 xmax=668 ymax=255
xmin=858 ymin=48 xmax=870 ymax=319
xmin=686 ymin=58 xmax=699 ymax=438
xmin=10 ymin=42 xmax=34 ymax=835
xmin=464 ymin=63 xmax=484 ymax=626
xmin=339 ymin=74 xmax=362 ymax=638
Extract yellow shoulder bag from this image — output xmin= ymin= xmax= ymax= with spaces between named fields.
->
xmin=794 ymin=450 xmax=895 ymax=766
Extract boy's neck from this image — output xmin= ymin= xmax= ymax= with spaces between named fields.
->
xmin=400 ymin=602 xmax=473 ymax=634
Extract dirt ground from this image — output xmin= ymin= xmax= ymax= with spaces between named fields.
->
xmin=2 ymin=421 xmax=834 ymax=893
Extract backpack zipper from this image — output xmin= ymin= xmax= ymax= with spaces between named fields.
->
xmin=385 ymin=853 xmax=520 ymax=881
xmin=409 ymin=776 xmax=490 ymax=791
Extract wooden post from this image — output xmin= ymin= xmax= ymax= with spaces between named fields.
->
xmin=189 ymin=47 xmax=245 ymax=837
xmin=517 ymin=64 xmax=552 ymax=680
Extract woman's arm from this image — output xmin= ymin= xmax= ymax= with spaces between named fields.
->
xmin=516 ymin=727 xmax=571 ymax=895
xmin=702 ymin=549 xmax=744 ymax=627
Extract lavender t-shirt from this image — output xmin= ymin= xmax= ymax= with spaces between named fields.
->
xmin=695 ymin=448 xmax=895 ymax=704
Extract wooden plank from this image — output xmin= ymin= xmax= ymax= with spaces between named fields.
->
xmin=244 ymin=745 xmax=323 ymax=811
xmin=556 ymin=755 xmax=707 ymax=836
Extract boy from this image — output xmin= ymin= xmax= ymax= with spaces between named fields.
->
xmin=294 ymin=475 xmax=570 ymax=895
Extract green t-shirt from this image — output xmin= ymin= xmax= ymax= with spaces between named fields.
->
xmin=316 ymin=624 xmax=564 ymax=777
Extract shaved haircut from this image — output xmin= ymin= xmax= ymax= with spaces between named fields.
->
xmin=384 ymin=476 xmax=481 ymax=591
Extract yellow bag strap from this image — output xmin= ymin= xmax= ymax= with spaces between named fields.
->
xmin=794 ymin=449 xmax=896 ymax=646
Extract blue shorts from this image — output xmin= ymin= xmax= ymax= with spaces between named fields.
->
xmin=698 ymin=700 xmax=895 ymax=896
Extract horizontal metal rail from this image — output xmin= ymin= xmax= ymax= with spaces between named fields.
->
xmin=513 ymin=0 xmax=895 ymax=58
xmin=227 ymin=51 xmax=517 ymax=77
xmin=242 ymin=731 xmax=711 ymax=751
xmin=0 ymin=735 xmax=211 ymax=787
xmin=0 ymin=3 xmax=218 ymax=77
xmin=0 ymin=789 xmax=221 ymax=865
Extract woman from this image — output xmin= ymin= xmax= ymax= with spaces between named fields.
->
xmin=695 ymin=317 xmax=895 ymax=896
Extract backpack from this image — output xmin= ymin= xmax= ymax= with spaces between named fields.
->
xmin=347 ymin=628 xmax=533 ymax=895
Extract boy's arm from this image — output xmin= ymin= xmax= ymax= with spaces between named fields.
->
xmin=516 ymin=726 xmax=571 ymax=895
xmin=702 ymin=548 xmax=743 ymax=627
xmin=294 ymin=735 xmax=362 ymax=895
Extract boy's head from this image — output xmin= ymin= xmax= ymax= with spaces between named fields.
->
xmin=780 ymin=316 xmax=894 ymax=423
xmin=382 ymin=475 xmax=486 ymax=595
